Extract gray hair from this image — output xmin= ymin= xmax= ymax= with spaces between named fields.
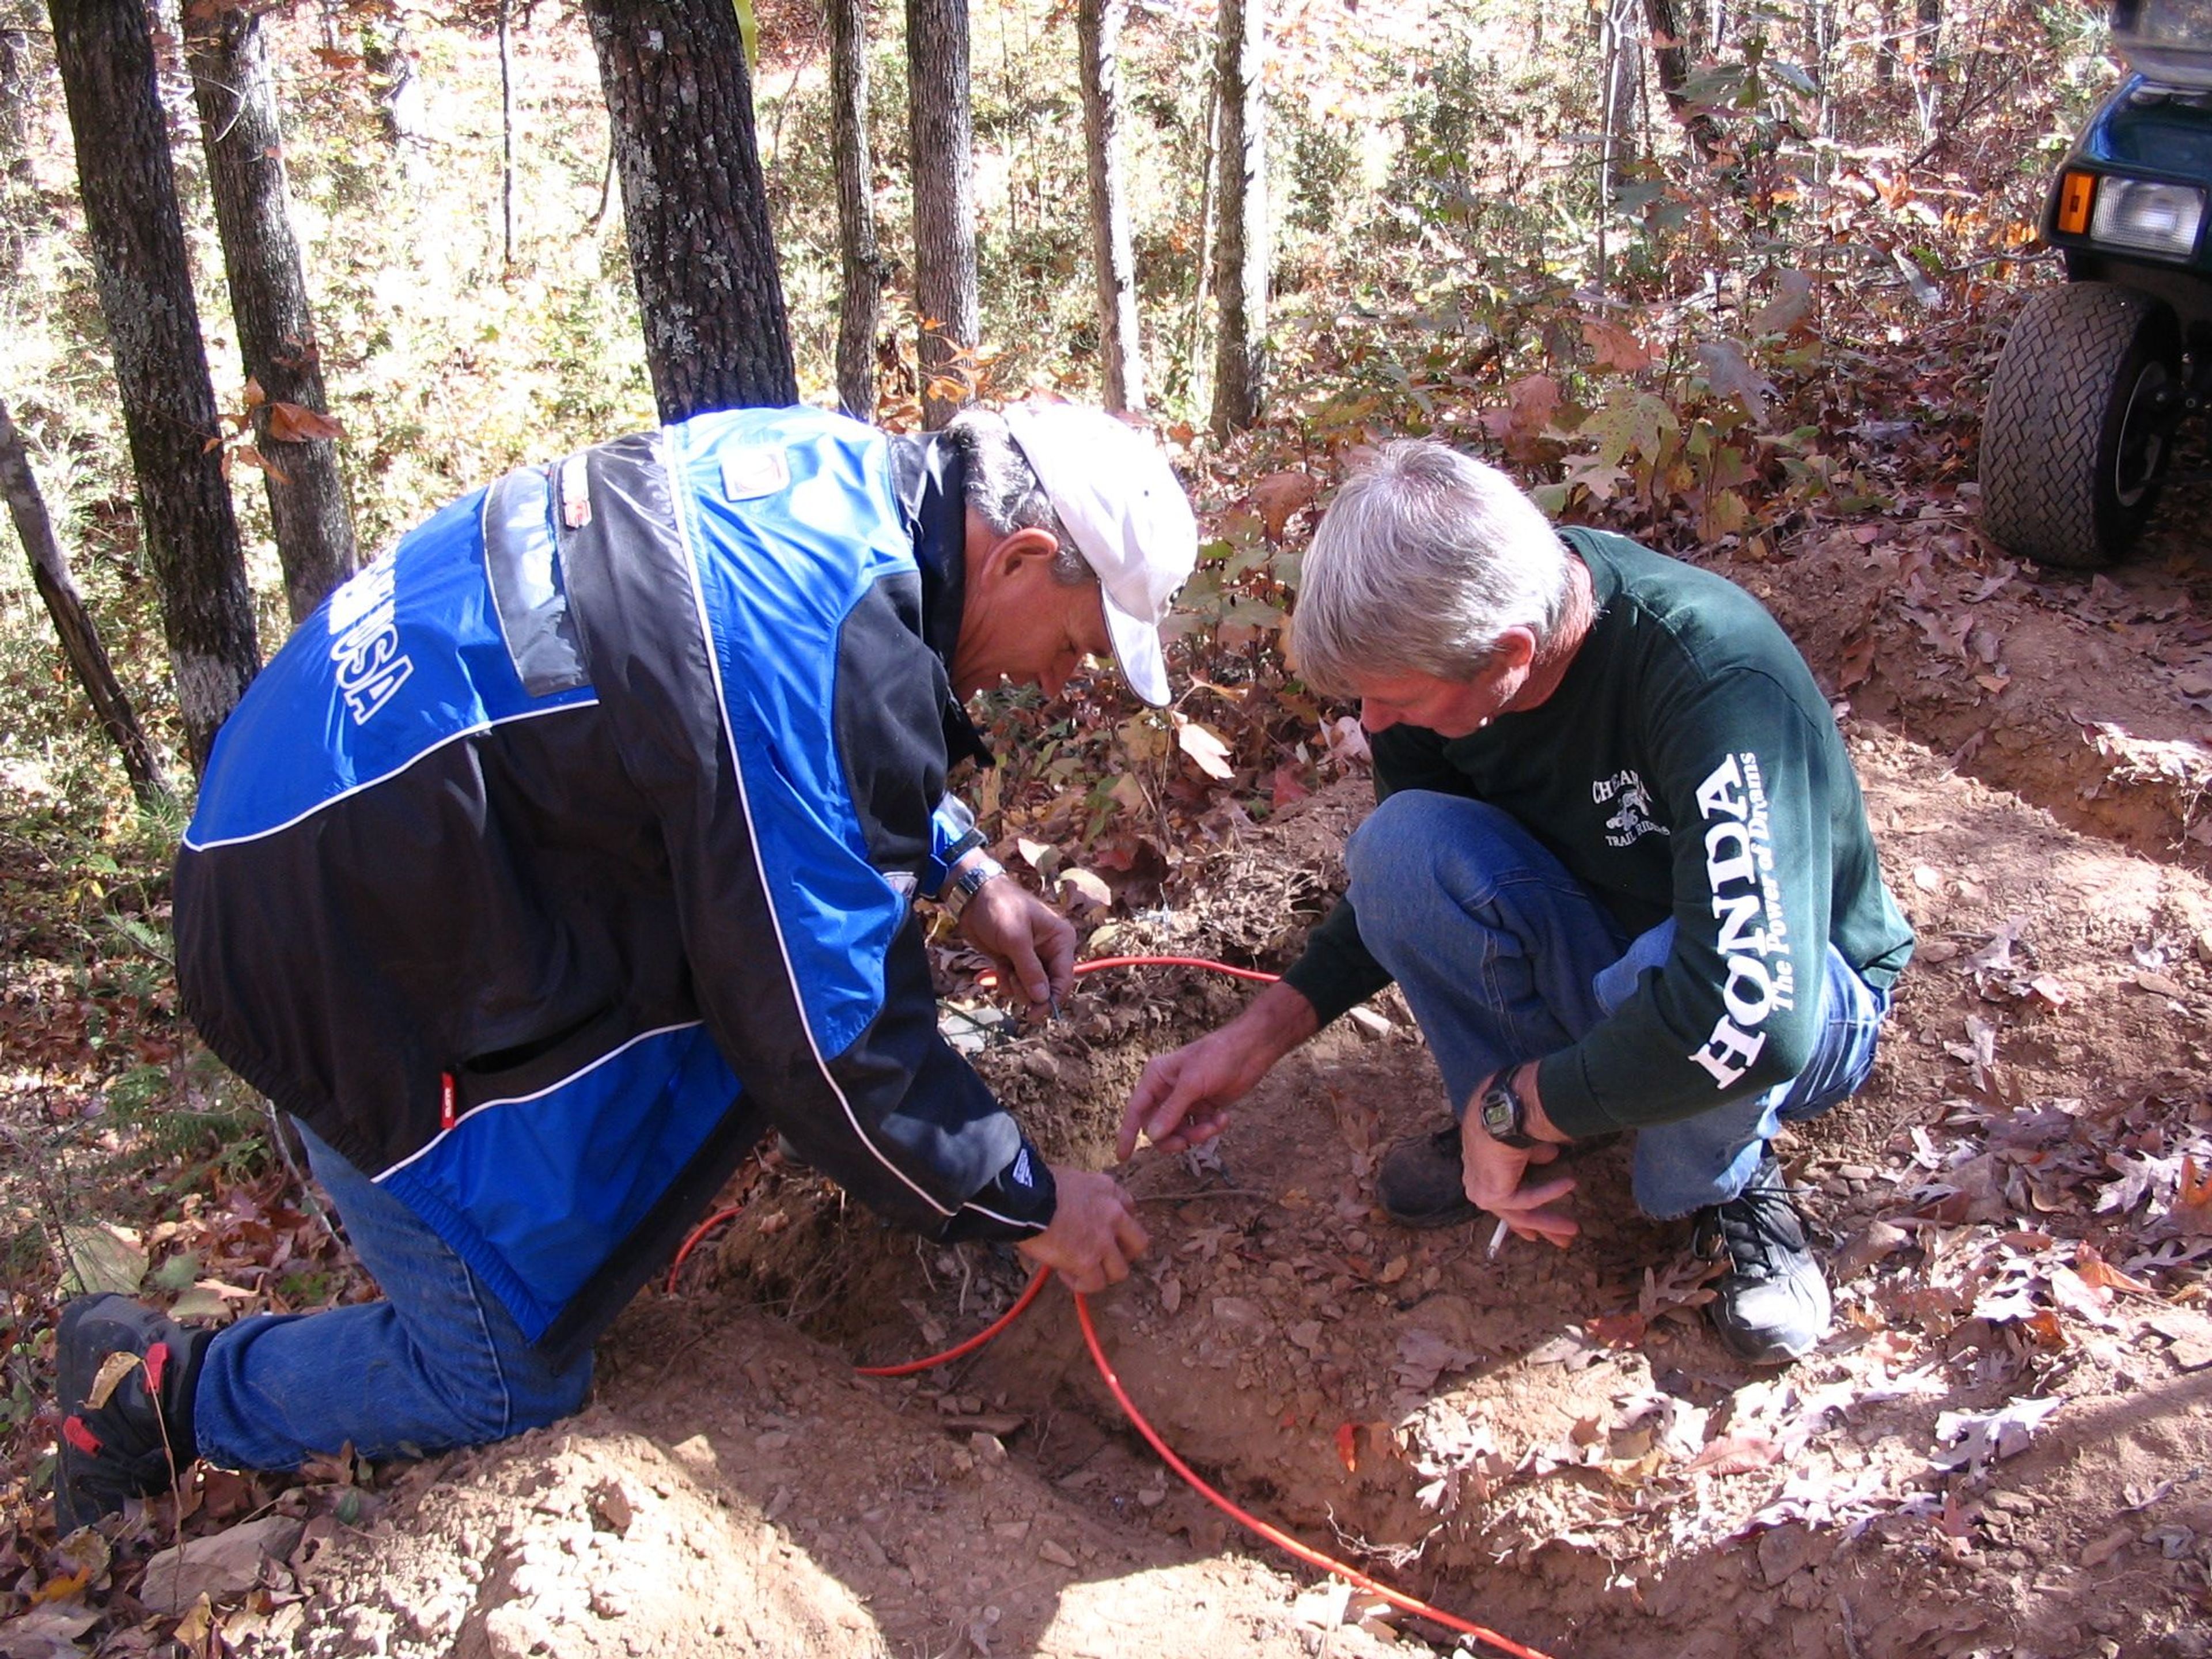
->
xmin=1291 ymin=440 xmax=1570 ymax=694
xmin=942 ymin=408 xmax=1094 ymax=587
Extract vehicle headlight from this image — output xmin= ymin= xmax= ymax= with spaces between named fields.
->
xmin=2090 ymin=178 xmax=2206 ymax=257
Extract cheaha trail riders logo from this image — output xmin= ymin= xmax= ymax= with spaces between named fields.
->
xmin=1687 ymin=751 xmax=1796 ymax=1089
xmin=1592 ymin=768 xmax=1666 ymax=847
xmin=325 ymin=559 xmax=414 ymax=726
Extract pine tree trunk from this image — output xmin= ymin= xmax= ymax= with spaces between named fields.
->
xmin=0 ymin=397 xmax=171 ymax=805
xmin=1209 ymin=0 xmax=1266 ymax=440
xmin=185 ymin=4 xmax=360 ymax=627
xmin=830 ymin=0 xmax=881 ymax=420
xmin=583 ymin=0 xmax=797 ymax=423
xmin=50 ymin=0 xmax=260 ymax=772
xmin=906 ymin=0 xmax=979 ymax=429
xmin=1078 ymin=0 xmax=1143 ymax=415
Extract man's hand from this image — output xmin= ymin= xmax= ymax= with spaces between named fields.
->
xmin=1116 ymin=981 xmax=1320 ymax=1160
xmin=1459 ymin=1065 xmax=1578 ymax=1248
xmin=1017 ymin=1167 xmax=1149 ymax=1292
xmin=957 ymin=873 xmax=1075 ymax=1014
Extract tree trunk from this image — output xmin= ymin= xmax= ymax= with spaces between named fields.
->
xmin=1599 ymin=0 xmax=1641 ymax=204
xmin=906 ymin=0 xmax=979 ymax=429
xmin=830 ymin=0 xmax=881 ymax=420
xmin=583 ymin=0 xmax=797 ymax=423
xmin=50 ymin=0 xmax=260 ymax=772
xmin=1078 ymin=0 xmax=1143 ymax=414
xmin=0 ymin=24 xmax=32 ymax=162
xmin=497 ymin=0 xmax=517 ymax=269
xmin=185 ymin=3 xmax=360 ymax=628
xmin=0 ymin=397 xmax=171 ymax=805
xmin=1642 ymin=0 xmax=1719 ymax=160
xmin=1208 ymin=0 xmax=1266 ymax=440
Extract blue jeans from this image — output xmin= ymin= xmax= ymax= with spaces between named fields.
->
xmin=191 ymin=1124 xmax=593 ymax=1470
xmin=1346 ymin=791 xmax=1891 ymax=1219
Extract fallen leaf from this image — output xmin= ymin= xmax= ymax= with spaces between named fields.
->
xmin=1585 ymin=1311 xmax=1647 ymax=1348
xmin=1057 ymin=868 xmax=1112 ymax=911
xmin=60 ymin=1224 xmax=147 ymax=1298
xmin=1175 ymin=717 xmax=1236 ymax=780
xmin=1684 ymin=1433 xmax=1782 ymax=1476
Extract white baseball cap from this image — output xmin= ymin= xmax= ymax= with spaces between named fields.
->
xmin=1002 ymin=402 xmax=1198 ymax=708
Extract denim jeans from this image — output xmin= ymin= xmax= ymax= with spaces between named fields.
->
xmin=191 ymin=1124 xmax=593 ymax=1471
xmin=1346 ymin=790 xmax=1891 ymax=1219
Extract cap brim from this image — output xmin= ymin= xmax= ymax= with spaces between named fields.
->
xmin=1103 ymin=592 xmax=1172 ymax=708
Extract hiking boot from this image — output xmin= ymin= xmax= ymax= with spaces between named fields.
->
xmin=53 ymin=1295 xmax=212 ymax=1535
xmin=1376 ymin=1123 xmax=1481 ymax=1230
xmin=1692 ymin=1152 xmax=1832 ymax=1365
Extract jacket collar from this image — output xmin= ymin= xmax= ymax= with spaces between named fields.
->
xmin=889 ymin=433 xmax=993 ymax=770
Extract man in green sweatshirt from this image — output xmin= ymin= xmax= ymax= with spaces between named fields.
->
xmin=1118 ymin=440 xmax=1912 ymax=1363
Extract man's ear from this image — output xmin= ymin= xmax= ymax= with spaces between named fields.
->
xmin=990 ymin=525 xmax=1060 ymax=578
xmin=1490 ymin=626 xmax=1539 ymax=673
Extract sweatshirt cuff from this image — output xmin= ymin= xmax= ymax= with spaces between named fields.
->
xmin=939 ymin=1138 xmax=1057 ymax=1242
xmin=1534 ymin=1051 xmax=1626 ymax=1141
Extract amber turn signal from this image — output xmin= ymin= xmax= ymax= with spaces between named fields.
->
xmin=2056 ymin=169 xmax=2098 ymax=236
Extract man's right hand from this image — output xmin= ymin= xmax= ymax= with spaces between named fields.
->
xmin=1116 ymin=981 xmax=1320 ymax=1160
xmin=1017 ymin=1167 xmax=1149 ymax=1293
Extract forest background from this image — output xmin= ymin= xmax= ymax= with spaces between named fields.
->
xmin=0 ymin=0 xmax=2138 ymax=1620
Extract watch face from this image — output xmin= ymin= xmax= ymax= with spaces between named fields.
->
xmin=1480 ymin=1084 xmax=1518 ymax=1139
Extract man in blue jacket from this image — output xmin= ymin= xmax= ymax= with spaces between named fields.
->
xmin=55 ymin=402 xmax=1196 ymax=1532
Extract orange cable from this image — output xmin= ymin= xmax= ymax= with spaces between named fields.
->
xmin=855 ymin=1264 xmax=1052 ymax=1377
xmin=1073 ymin=1289 xmax=1556 ymax=1659
xmin=665 ymin=956 xmax=1554 ymax=1657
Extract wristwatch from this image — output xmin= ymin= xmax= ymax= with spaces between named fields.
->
xmin=943 ymin=854 xmax=1006 ymax=921
xmin=1475 ymin=1072 xmax=1537 ymax=1149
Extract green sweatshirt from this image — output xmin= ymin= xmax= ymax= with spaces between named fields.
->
xmin=1283 ymin=527 xmax=1914 ymax=1139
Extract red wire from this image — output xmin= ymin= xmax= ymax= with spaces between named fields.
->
xmin=1073 ymin=1290 xmax=1555 ymax=1659
xmin=1071 ymin=954 xmax=1281 ymax=984
xmin=663 ymin=954 xmax=1551 ymax=1659
xmin=854 ymin=1264 xmax=1052 ymax=1376
xmin=665 ymin=1205 xmax=744 ymax=1293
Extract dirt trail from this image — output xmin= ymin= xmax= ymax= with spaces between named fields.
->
xmin=109 ymin=487 xmax=2212 ymax=1659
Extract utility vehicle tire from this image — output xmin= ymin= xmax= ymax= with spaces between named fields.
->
xmin=1980 ymin=282 xmax=2182 ymax=570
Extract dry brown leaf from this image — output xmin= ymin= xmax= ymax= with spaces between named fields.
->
xmin=266 ymin=401 xmax=344 ymax=444
xmin=85 ymin=1350 xmax=142 ymax=1412
xmin=1175 ymin=718 xmax=1236 ymax=780
xmin=1584 ymin=317 xmax=1657 ymax=374
xmin=1250 ymin=471 xmax=1317 ymax=541
xmin=1683 ymin=1433 xmax=1782 ymax=1477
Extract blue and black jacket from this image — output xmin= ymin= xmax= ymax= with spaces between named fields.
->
xmin=175 ymin=407 xmax=1057 ymax=1365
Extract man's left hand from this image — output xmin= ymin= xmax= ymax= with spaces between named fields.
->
xmin=958 ymin=875 xmax=1076 ymax=1013
xmin=1460 ymin=1065 xmax=1579 ymax=1248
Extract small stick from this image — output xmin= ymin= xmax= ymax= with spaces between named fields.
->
xmin=1486 ymin=1218 xmax=1511 ymax=1260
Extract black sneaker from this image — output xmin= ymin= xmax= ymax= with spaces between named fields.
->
xmin=1693 ymin=1152 xmax=1831 ymax=1365
xmin=1376 ymin=1123 xmax=1481 ymax=1230
xmin=54 ymin=1296 xmax=213 ymax=1535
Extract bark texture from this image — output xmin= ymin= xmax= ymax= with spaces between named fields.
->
xmin=51 ymin=0 xmax=260 ymax=772
xmin=1078 ymin=0 xmax=1143 ymax=414
xmin=186 ymin=3 xmax=360 ymax=627
xmin=1642 ymin=0 xmax=1721 ymax=160
xmin=906 ymin=0 xmax=979 ymax=429
xmin=830 ymin=0 xmax=882 ymax=419
xmin=583 ymin=0 xmax=797 ymax=423
xmin=0 ymin=397 xmax=169 ymax=804
xmin=1209 ymin=0 xmax=1267 ymax=439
